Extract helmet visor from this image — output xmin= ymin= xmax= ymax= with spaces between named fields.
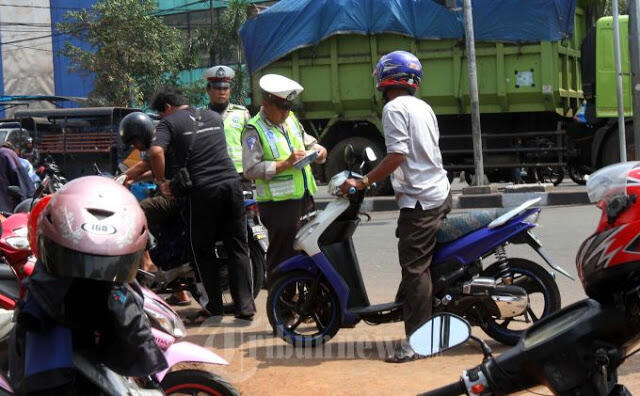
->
xmin=586 ymin=161 xmax=640 ymax=203
xmin=40 ymin=237 xmax=142 ymax=283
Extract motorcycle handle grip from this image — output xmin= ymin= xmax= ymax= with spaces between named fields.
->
xmin=418 ymin=380 xmax=466 ymax=396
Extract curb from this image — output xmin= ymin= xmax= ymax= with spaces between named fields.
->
xmin=315 ymin=190 xmax=590 ymax=211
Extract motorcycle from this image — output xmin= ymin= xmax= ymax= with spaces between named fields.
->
xmin=409 ymin=161 xmax=640 ymax=396
xmin=267 ymin=145 xmax=572 ymax=347
xmin=135 ymin=183 xmax=268 ymax=301
xmin=0 ymin=198 xmax=240 ymax=395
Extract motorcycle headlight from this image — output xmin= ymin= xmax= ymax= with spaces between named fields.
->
xmin=144 ymin=299 xmax=186 ymax=339
xmin=4 ymin=236 xmax=30 ymax=250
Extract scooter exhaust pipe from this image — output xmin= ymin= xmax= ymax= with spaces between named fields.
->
xmin=461 ymin=277 xmax=529 ymax=319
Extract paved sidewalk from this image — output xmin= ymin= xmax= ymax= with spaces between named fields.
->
xmin=315 ymin=179 xmax=589 ymax=210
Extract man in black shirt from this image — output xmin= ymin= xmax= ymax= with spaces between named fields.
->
xmin=148 ymin=86 xmax=255 ymax=320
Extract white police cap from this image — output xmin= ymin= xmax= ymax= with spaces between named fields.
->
xmin=259 ymin=74 xmax=304 ymax=102
xmin=204 ymin=65 xmax=235 ymax=88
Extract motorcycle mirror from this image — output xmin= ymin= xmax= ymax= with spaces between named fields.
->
xmin=344 ymin=144 xmax=356 ymax=169
xmin=409 ymin=313 xmax=471 ymax=357
xmin=363 ymin=147 xmax=377 ymax=162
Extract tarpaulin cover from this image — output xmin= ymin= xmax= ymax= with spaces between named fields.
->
xmin=240 ymin=0 xmax=577 ymax=72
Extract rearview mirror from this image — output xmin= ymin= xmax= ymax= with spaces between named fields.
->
xmin=409 ymin=313 xmax=471 ymax=357
xmin=363 ymin=147 xmax=377 ymax=162
xmin=344 ymin=144 xmax=356 ymax=169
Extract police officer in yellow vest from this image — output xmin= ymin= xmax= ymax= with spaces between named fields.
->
xmin=242 ymin=74 xmax=327 ymax=282
xmin=204 ymin=65 xmax=251 ymax=187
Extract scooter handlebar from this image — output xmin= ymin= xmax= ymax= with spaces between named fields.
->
xmin=418 ymin=380 xmax=466 ymax=396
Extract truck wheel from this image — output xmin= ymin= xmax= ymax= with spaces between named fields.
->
xmin=600 ymin=123 xmax=636 ymax=167
xmin=325 ymin=137 xmax=392 ymax=195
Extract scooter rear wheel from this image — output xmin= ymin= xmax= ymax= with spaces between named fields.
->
xmin=480 ymin=258 xmax=561 ymax=345
xmin=267 ymin=271 xmax=340 ymax=347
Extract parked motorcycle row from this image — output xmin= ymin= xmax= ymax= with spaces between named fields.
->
xmin=1 ymin=148 xmax=639 ymax=395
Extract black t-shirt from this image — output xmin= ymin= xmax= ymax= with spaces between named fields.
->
xmin=152 ymin=107 xmax=237 ymax=189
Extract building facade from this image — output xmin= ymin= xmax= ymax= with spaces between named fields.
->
xmin=0 ymin=0 xmax=273 ymax=117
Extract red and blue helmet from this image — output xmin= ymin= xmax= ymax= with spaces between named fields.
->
xmin=374 ymin=50 xmax=422 ymax=93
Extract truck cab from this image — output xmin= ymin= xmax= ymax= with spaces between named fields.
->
xmin=0 ymin=122 xmax=31 ymax=153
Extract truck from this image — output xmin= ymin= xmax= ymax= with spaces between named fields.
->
xmin=13 ymin=107 xmax=140 ymax=179
xmin=239 ymin=0 xmax=632 ymax=188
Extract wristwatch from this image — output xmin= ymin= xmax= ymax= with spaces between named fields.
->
xmin=362 ymin=175 xmax=371 ymax=188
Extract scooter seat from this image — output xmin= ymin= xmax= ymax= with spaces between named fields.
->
xmin=437 ymin=208 xmax=509 ymax=244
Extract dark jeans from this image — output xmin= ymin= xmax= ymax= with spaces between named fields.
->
xmin=395 ymin=194 xmax=452 ymax=336
xmin=188 ymin=181 xmax=256 ymax=316
xmin=258 ymin=194 xmax=315 ymax=285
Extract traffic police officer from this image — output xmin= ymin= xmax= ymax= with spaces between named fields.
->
xmin=242 ymin=74 xmax=327 ymax=283
xmin=204 ymin=65 xmax=251 ymax=185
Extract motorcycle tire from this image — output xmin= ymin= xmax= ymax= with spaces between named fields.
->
xmin=480 ymin=258 xmax=561 ymax=346
xmin=267 ymin=271 xmax=341 ymax=347
xmin=248 ymin=238 xmax=265 ymax=295
xmin=535 ymin=166 xmax=564 ymax=186
xmin=568 ymin=163 xmax=588 ymax=186
xmin=219 ymin=238 xmax=264 ymax=299
xmin=161 ymin=369 xmax=239 ymax=396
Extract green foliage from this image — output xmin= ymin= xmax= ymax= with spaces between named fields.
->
xmin=182 ymin=81 xmax=209 ymax=108
xmin=189 ymin=0 xmax=249 ymax=104
xmin=586 ymin=0 xmax=629 ymax=26
xmin=57 ymin=0 xmax=197 ymax=107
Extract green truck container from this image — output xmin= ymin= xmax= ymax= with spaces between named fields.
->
xmin=246 ymin=1 xmax=633 ymax=186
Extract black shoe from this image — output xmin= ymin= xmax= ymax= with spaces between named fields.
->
xmin=384 ymin=342 xmax=425 ymax=363
xmin=235 ymin=312 xmax=255 ymax=321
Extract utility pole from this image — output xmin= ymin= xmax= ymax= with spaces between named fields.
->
xmin=612 ymin=0 xmax=628 ymax=161
xmin=462 ymin=0 xmax=485 ymax=185
xmin=630 ymin=0 xmax=640 ymax=157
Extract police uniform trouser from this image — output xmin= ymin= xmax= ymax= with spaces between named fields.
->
xmin=258 ymin=193 xmax=314 ymax=285
xmin=188 ymin=180 xmax=256 ymax=316
xmin=395 ymin=193 xmax=452 ymax=337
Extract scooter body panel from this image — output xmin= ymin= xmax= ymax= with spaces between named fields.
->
xmin=155 ymin=341 xmax=228 ymax=382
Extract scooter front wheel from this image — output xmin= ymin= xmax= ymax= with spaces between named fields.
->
xmin=161 ymin=369 xmax=239 ymax=396
xmin=267 ymin=271 xmax=340 ymax=347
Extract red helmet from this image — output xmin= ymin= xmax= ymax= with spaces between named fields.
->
xmin=27 ymin=195 xmax=52 ymax=258
xmin=37 ymin=176 xmax=148 ymax=283
xmin=577 ymin=162 xmax=640 ymax=301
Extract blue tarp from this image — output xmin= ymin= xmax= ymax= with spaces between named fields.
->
xmin=240 ymin=0 xmax=577 ymax=73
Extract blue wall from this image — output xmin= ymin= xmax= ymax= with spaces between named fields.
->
xmin=50 ymin=0 xmax=97 ymax=105
xmin=0 ymin=34 xmax=4 ymax=119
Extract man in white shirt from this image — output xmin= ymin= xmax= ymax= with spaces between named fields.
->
xmin=342 ymin=50 xmax=451 ymax=363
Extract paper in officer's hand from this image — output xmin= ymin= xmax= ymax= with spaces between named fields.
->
xmin=292 ymin=150 xmax=319 ymax=169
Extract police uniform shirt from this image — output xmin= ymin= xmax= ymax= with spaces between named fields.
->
xmin=242 ymin=109 xmax=323 ymax=181
xmin=221 ymin=103 xmax=250 ymax=124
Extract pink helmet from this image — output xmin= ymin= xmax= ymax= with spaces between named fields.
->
xmin=37 ymin=176 xmax=148 ymax=283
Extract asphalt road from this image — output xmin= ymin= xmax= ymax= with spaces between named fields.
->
xmin=354 ymin=204 xmax=597 ymax=306
xmin=182 ymin=203 xmax=640 ymax=395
